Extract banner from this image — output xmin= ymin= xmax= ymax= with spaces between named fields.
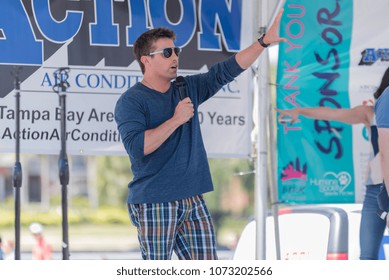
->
xmin=276 ymin=0 xmax=389 ymax=204
xmin=0 ymin=0 xmax=254 ymax=158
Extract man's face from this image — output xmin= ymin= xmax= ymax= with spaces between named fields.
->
xmin=144 ymin=38 xmax=179 ymax=81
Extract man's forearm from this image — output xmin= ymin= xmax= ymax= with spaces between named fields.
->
xmin=144 ymin=117 xmax=181 ymax=156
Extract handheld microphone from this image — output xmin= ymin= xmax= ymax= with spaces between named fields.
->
xmin=176 ymin=76 xmax=191 ymax=123
xmin=176 ymin=76 xmax=187 ymax=100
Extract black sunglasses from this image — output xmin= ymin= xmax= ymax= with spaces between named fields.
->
xmin=148 ymin=47 xmax=181 ymax=58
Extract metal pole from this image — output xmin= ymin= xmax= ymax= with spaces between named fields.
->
xmin=268 ymin=0 xmax=286 ymax=261
xmin=53 ymin=67 xmax=70 ymax=260
xmin=255 ymin=0 xmax=285 ymax=260
xmin=12 ymin=66 xmax=23 ymax=260
xmin=268 ymin=102 xmax=281 ymax=260
xmin=255 ymin=0 xmax=269 ymax=260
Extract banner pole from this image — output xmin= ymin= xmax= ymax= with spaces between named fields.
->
xmin=268 ymin=93 xmax=281 ymax=260
xmin=255 ymin=0 xmax=269 ymax=260
xmin=255 ymin=0 xmax=285 ymax=260
xmin=268 ymin=0 xmax=285 ymax=261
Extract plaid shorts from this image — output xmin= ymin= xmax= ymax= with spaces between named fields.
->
xmin=128 ymin=195 xmax=218 ymax=260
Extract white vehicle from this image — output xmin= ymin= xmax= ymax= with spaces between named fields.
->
xmin=233 ymin=204 xmax=389 ymax=260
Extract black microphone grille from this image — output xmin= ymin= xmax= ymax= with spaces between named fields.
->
xmin=176 ymin=76 xmax=185 ymax=85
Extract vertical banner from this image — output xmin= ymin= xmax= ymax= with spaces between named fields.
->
xmin=276 ymin=0 xmax=389 ymax=204
xmin=0 ymin=0 xmax=254 ymax=158
xmin=276 ymin=1 xmax=354 ymax=204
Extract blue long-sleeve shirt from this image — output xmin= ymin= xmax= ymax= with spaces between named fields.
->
xmin=114 ymin=55 xmax=244 ymax=204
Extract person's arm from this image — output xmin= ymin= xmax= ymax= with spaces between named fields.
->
xmin=144 ymin=97 xmax=193 ymax=155
xmin=378 ymin=127 xmax=389 ymax=227
xmin=144 ymin=10 xmax=286 ymax=155
xmin=275 ymin=105 xmax=373 ymax=127
xmin=379 ymin=128 xmax=389 ymax=193
xmin=116 ymin=94 xmax=193 ymax=158
xmin=235 ymin=9 xmax=287 ymax=69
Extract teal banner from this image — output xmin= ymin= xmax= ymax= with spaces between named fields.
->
xmin=276 ymin=1 xmax=354 ymax=204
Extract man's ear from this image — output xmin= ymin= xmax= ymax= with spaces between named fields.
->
xmin=140 ymin=55 xmax=149 ymax=66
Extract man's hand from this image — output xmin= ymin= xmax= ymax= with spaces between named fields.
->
xmin=174 ymin=97 xmax=194 ymax=124
xmin=263 ymin=8 xmax=288 ymax=45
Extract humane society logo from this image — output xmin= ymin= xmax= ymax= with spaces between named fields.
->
xmin=310 ymin=171 xmax=353 ymax=196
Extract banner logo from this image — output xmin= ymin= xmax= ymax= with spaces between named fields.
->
xmin=281 ymin=157 xmax=308 ymax=181
xmin=359 ymin=48 xmax=389 ymax=65
xmin=280 ymin=157 xmax=308 ymax=196
xmin=310 ymin=171 xmax=352 ymax=194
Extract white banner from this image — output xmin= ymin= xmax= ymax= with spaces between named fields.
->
xmin=0 ymin=0 xmax=254 ymax=158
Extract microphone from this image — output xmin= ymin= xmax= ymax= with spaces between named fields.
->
xmin=176 ymin=76 xmax=187 ymax=100
xmin=176 ymin=76 xmax=191 ymax=123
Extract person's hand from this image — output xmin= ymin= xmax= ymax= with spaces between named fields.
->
xmin=275 ymin=108 xmax=299 ymax=124
xmin=174 ymin=97 xmax=194 ymax=124
xmin=263 ymin=9 xmax=288 ymax=45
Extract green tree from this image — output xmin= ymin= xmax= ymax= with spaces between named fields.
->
xmin=96 ymin=156 xmax=131 ymax=206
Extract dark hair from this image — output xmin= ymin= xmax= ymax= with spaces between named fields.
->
xmin=133 ymin=27 xmax=176 ymax=74
xmin=374 ymin=67 xmax=389 ymax=99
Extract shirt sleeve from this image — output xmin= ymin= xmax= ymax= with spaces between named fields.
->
xmin=114 ymin=94 xmax=146 ymax=160
xmin=186 ymin=54 xmax=245 ymax=105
